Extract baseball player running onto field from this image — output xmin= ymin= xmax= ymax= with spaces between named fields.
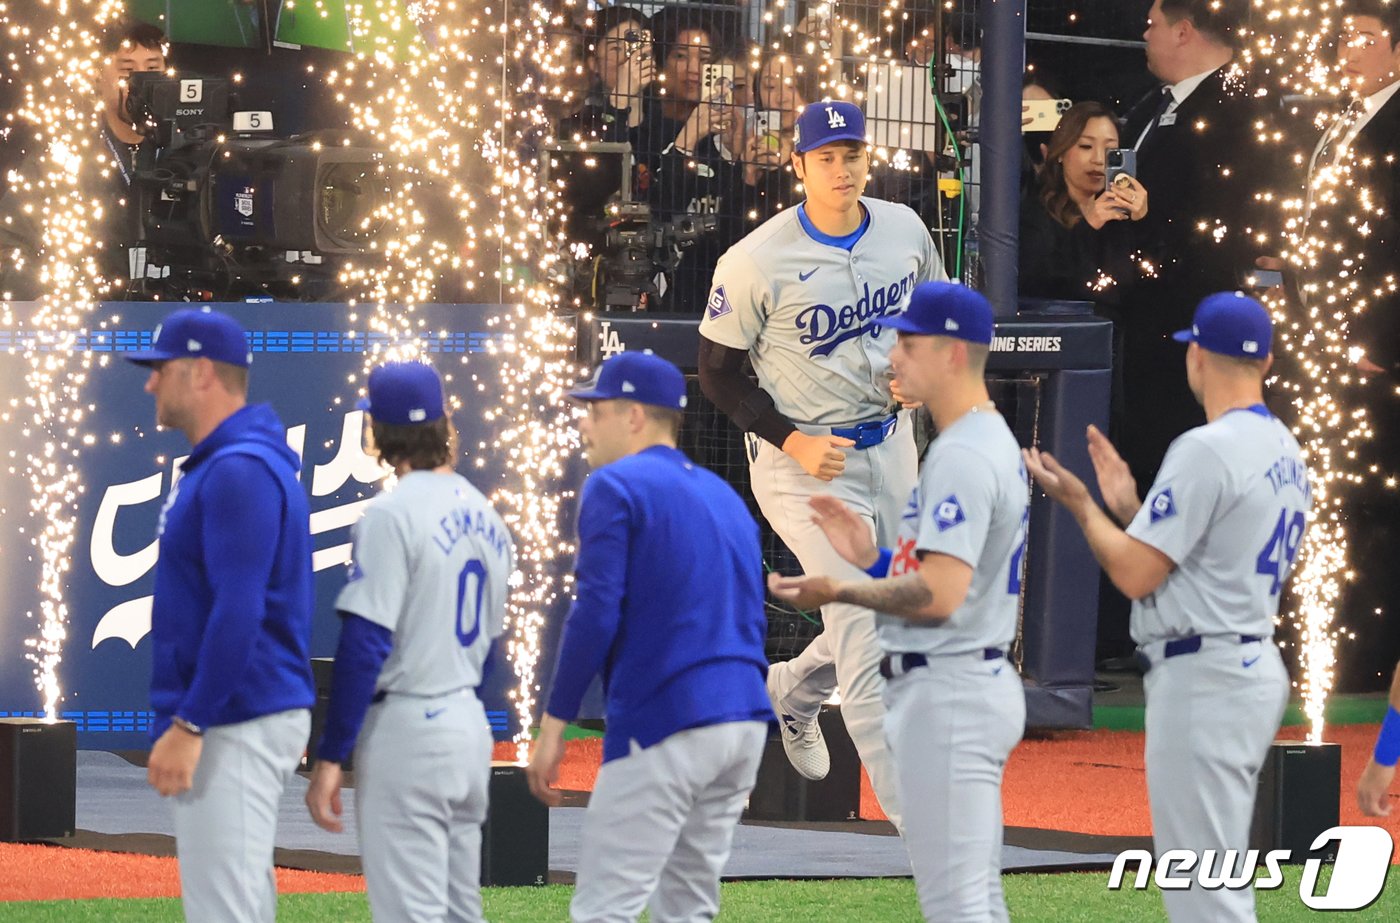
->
xmin=771 ymin=283 xmax=1028 ymax=923
xmin=1025 ymin=292 xmax=1310 ymax=923
xmin=305 ymin=361 xmax=514 ymax=923
xmin=698 ymin=99 xmax=945 ymax=826
xmin=527 ymin=352 xmax=772 ymax=923
xmin=127 ymin=308 xmax=315 ymax=923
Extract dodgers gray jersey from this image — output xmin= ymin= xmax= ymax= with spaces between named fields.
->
xmin=878 ymin=410 xmax=1028 ymax=655
xmin=1127 ymin=408 xmax=1312 ymax=643
xmin=337 ymin=470 xmax=515 ymax=695
xmin=699 ymin=197 xmax=945 ymax=426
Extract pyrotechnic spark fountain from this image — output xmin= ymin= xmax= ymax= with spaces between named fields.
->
xmin=329 ymin=1 xmax=585 ymax=760
xmin=2 ymin=0 xmax=126 ymax=721
xmin=1246 ymin=0 xmax=1393 ymax=741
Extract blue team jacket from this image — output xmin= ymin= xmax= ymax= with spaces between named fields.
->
xmin=148 ymin=403 xmax=315 ymax=740
xmin=546 ymin=445 xmax=772 ymax=762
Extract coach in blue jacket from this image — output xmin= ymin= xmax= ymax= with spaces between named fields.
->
xmin=527 ymin=351 xmax=772 ymax=923
xmin=127 ymin=307 xmax=315 ymax=923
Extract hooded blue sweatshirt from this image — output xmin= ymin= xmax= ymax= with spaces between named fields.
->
xmin=148 ymin=403 xmax=315 ymax=741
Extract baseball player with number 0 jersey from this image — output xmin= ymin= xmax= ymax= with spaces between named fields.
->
xmin=1026 ymin=292 xmax=1310 ymax=923
xmin=698 ymin=99 xmax=945 ymax=828
xmin=305 ymin=361 xmax=515 ymax=923
xmin=770 ymin=283 xmax=1028 ymax=922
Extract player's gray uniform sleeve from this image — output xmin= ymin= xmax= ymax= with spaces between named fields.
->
xmin=335 ymin=504 xmax=411 ymax=633
xmin=914 ymin=444 xmax=997 ymax=567
xmin=1126 ymin=436 xmax=1227 ymax=565
xmin=698 ymin=247 xmax=771 ymax=350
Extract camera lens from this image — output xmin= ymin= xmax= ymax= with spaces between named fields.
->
xmin=318 ymin=162 xmax=388 ymax=247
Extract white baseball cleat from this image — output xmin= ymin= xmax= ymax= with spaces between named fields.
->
xmin=777 ymin=713 xmax=829 ymax=781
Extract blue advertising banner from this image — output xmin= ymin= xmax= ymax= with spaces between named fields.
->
xmin=0 ymin=302 xmax=555 ymax=750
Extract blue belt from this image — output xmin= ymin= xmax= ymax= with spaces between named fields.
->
xmin=1163 ymin=634 xmax=1263 ymax=659
xmin=831 ymin=414 xmax=898 ymax=450
xmin=879 ymin=649 xmax=1005 ymax=679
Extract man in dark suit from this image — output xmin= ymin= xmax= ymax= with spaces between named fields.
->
xmin=1297 ymin=0 xmax=1400 ymax=691
xmin=1301 ymin=1 xmax=1400 ymax=378
xmin=1090 ymin=0 xmax=1269 ymax=666
xmin=1114 ymin=0 xmax=1266 ymax=488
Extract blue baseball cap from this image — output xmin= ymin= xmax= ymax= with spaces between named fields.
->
xmin=882 ymin=281 xmax=995 ymax=346
xmin=1172 ymin=291 xmax=1273 ymax=358
xmin=793 ymin=101 xmax=866 ymax=154
xmin=124 ymin=307 xmax=252 ymax=368
xmin=358 ymin=361 xmax=446 ymax=425
xmin=567 ymin=351 xmax=688 ymax=411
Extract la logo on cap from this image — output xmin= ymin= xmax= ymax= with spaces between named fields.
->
xmin=826 ymin=106 xmax=845 ymax=128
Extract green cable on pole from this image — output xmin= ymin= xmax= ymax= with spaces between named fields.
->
xmin=927 ymin=56 xmax=968 ymax=281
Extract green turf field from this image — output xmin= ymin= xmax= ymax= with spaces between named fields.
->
xmin=4 ymin=866 xmax=1391 ymax=921
xmin=1093 ymin=694 xmax=1388 ymax=732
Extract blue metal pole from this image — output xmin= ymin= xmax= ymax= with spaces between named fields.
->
xmin=978 ymin=0 xmax=1026 ymax=316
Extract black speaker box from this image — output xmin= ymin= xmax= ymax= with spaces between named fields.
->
xmin=481 ymin=762 xmax=549 ymax=886
xmin=0 ymin=718 xmax=77 ymax=841
xmin=1250 ymin=740 xmax=1341 ymax=863
xmin=745 ymin=704 xmax=862 ymax=823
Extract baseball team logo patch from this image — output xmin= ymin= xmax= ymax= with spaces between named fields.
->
xmin=707 ymin=286 xmax=733 ymax=320
xmin=934 ymin=495 xmax=966 ymax=532
xmin=1149 ymin=488 xmax=1177 ymax=523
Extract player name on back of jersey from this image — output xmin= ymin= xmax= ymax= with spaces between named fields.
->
xmin=798 ymin=272 xmax=917 ymax=357
xmin=1265 ymin=454 xmax=1312 ymax=501
xmin=432 ymin=503 xmax=510 ymax=559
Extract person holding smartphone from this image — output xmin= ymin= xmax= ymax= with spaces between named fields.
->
xmin=1018 ymin=101 xmax=1147 ymax=304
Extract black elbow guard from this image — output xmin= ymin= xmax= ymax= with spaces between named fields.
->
xmin=732 ymin=387 xmax=777 ymax=433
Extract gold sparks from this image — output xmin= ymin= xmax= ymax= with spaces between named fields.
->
xmin=2 ymin=0 xmax=127 ymax=720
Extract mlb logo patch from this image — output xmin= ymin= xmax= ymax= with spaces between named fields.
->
xmin=934 ymin=495 xmax=966 ymax=532
xmin=347 ymin=559 xmax=365 ymax=583
xmin=707 ymin=286 xmax=733 ymax=320
xmin=1149 ymin=488 xmax=1177 ymax=523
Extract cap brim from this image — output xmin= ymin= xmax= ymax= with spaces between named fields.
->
xmin=123 ymin=349 xmax=181 ymax=367
xmin=565 ymin=387 xmax=609 ymax=403
xmin=1171 ymin=329 xmax=1195 ymax=344
xmin=880 ymin=313 xmax=933 ymax=335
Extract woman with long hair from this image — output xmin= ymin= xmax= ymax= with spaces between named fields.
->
xmin=1019 ymin=101 xmax=1147 ymax=302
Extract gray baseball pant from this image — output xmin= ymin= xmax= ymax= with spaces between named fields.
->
xmin=172 ymin=708 xmax=310 ymax=923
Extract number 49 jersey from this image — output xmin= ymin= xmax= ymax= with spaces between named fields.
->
xmin=337 ymin=470 xmax=515 ymax=695
xmin=877 ymin=410 xmax=1029 ymax=656
xmin=1127 ymin=407 xmax=1312 ymax=645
